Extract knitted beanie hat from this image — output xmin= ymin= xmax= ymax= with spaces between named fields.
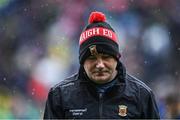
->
xmin=79 ymin=11 xmax=120 ymax=64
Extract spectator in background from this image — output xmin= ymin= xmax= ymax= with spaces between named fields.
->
xmin=43 ymin=11 xmax=160 ymax=119
xmin=165 ymin=93 xmax=180 ymax=119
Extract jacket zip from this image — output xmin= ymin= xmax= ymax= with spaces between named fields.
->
xmin=99 ymin=92 xmax=103 ymax=119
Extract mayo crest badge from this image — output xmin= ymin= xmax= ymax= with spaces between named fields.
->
xmin=118 ymin=105 xmax=127 ymax=117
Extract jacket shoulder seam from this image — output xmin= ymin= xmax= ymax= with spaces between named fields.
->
xmin=126 ymin=73 xmax=152 ymax=92
xmin=52 ymin=73 xmax=78 ymax=90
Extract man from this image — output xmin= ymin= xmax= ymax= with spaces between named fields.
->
xmin=43 ymin=11 xmax=160 ymax=119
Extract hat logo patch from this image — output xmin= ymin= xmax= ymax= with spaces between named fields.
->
xmin=89 ymin=45 xmax=98 ymax=56
xmin=118 ymin=105 xmax=127 ymax=117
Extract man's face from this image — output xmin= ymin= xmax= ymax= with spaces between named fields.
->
xmin=83 ymin=53 xmax=118 ymax=84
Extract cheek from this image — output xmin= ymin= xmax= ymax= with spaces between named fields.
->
xmin=110 ymin=61 xmax=118 ymax=70
xmin=84 ymin=65 xmax=88 ymax=73
xmin=114 ymin=63 xmax=118 ymax=69
xmin=84 ymin=63 xmax=93 ymax=73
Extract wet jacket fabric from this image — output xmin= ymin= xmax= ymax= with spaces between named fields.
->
xmin=43 ymin=63 xmax=160 ymax=119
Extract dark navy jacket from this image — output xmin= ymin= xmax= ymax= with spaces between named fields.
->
xmin=43 ymin=62 xmax=160 ymax=119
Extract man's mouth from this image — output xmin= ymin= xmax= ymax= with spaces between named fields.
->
xmin=93 ymin=71 xmax=108 ymax=75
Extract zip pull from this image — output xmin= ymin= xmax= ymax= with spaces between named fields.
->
xmin=99 ymin=92 xmax=103 ymax=99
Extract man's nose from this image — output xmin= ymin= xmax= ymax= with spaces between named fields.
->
xmin=96 ymin=58 xmax=105 ymax=68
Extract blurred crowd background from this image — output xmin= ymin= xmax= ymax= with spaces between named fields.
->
xmin=0 ymin=0 xmax=180 ymax=119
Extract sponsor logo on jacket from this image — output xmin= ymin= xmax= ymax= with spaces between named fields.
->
xmin=69 ymin=108 xmax=87 ymax=116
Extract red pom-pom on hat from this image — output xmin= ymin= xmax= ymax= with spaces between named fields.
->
xmin=88 ymin=11 xmax=106 ymax=24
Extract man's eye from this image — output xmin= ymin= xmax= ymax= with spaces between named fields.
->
xmin=87 ymin=56 xmax=96 ymax=60
xmin=102 ymin=55 xmax=112 ymax=59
